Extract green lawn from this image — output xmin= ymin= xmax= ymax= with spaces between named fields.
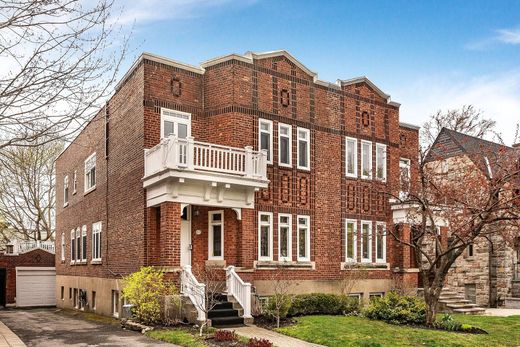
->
xmin=146 ymin=328 xmax=208 ymax=347
xmin=276 ymin=315 xmax=520 ymax=347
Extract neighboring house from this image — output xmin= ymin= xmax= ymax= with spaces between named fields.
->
xmin=424 ymin=128 xmax=520 ymax=307
xmin=54 ymin=50 xmax=421 ymax=321
xmin=0 ymin=240 xmax=56 ymax=307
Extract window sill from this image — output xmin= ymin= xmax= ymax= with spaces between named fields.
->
xmin=63 ymin=202 xmax=69 ymax=208
xmin=345 ymin=174 xmax=358 ymax=179
xmin=254 ymin=260 xmax=315 ymax=270
xmin=297 ymin=167 xmax=311 ymax=172
xmin=205 ymin=259 xmax=226 ymax=267
xmin=341 ymin=262 xmax=390 ymax=270
xmin=279 ymin=163 xmax=292 ymax=169
xmin=91 ymin=259 xmax=102 ymax=265
xmin=84 ymin=186 xmax=96 ymax=196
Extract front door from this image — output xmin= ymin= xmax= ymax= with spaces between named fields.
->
xmin=180 ymin=205 xmax=192 ymax=267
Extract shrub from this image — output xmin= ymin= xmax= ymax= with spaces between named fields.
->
xmin=263 ymin=293 xmax=292 ymax=326
xmin=364 ymin=291 xmax=426 ymax=325
xmin=214 ymin=330 xmax=238 ymax=342
xmin=288 ymin=293 xmax=359 ymax=316
xmin=248 ymin=338 xmax=273 ymax=347
xmin=434 ymin=314 xmax=462 ymax=331
xmin=121 ymin=267 xmax=177 ymax=325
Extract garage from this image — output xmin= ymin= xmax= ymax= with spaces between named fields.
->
xmin=15 ymin=267 xmax=56 ymax=307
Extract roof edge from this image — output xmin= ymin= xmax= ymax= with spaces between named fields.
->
xmin=399 ymin=122 xmax=420 ymax=131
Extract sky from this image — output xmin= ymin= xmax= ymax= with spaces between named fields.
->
xmin=115 ymin=0 xmax=520 ymax=145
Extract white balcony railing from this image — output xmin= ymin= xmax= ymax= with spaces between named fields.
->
xmin=226 ymin=265 xmax=252 ymax=318
xmin=181 ymin=265 xmax=206 ymax=322
xmin=7 ymin=240 xmax=55 ymax=255
xmin=144 ymin=136 xmax=268 ymax=181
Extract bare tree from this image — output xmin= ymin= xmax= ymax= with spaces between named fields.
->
xmin=263 ymin=265 xmax=294 ymax=328
xmin=0 ymin=140 xmax=63 ymax=243
xmin=0 ymin=0 xmax=128 ymax=149
xmin=339 ymin=265 xmax=368 ymax=297
xmin=388 ymin=130 xmax=520 ymax=325
xmin=421 ymin=105 xmax=500 ymax=148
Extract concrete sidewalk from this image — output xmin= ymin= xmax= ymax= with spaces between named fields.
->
xmin=485 ymin=308 xmax=520 ymax=317
xmin=226 ymin=325 xmax=325 ymax=347
xmin=0 ymin=321 xmax=26 ymax=347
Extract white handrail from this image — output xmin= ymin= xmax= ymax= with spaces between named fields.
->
xmin=144 ymin=136 xmax=268 ymax=180
xmin=180 ymin=265 xmax=206 ymax=322
xmin=9 ymin=240 xmax=55 ymax=255
xmin=226 ymin=266 xmax=252 ymax=318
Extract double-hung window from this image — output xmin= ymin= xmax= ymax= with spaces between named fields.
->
xmin=361 ymin=141 xmax=372 ymax=179
xmin=84 ymin=153 xmax=97 ymax=193
xmin=73 ymin=170 xmax=77 ymax=194
xmin=208 ymin=211 xmax=224 ymax=260
xmin=61 ymin=232 xmax=65 ymax=262
xmin=258 ymin=212 xmax=273 ymax=261
xmin=345 ymin=137 xmax=357 ymax=178
xmin=361 ymin=221 xmax=372 ymax=263
xmin=81 ymin=225 xmax=87 ymax=262
xmin=92 ymin=222 xmax=102 ymax=262
xmin=297 ymin=215 xmax=310 ymax=261
xmin=375 ymin=143 xmax=387 ymax=181
xmin=345 ymin=219 xmax=357 ymax=263
xmin=70 ymin=229 xmax=76 ymax=263
xmin=278 ymin=123 xmax=292 ymax=167
xmin=278 ymin=214 xmax=292 ymax=262
xmin=259 ymin=119 xmax=273 ymax=163
xmin=161 ymin=108 xmax=191 ymax=139
xmin=399 ymin=158 xmax=411 ymax=199
xmin=375 ymin=222 xmax=387 ymax=263
xmin=76 ymin=227 xmax=81 ymax=263
xmin=297 ymin=127 xmax=310 ymax=170
xmin=63 ymin=176 xmax=69 ymax=207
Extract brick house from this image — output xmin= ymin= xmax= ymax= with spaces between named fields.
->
xmin=55 ymin=50 xmax=421 ymax=321
xmin=424 ymin=128 xmax=520 ymax=307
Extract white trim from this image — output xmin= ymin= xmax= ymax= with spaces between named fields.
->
xmin=375 ymin=143 xmax=387 ymax=182
xmin=70 ymin=229 xmax=75 ymax=264
xmin=259 ymin=119 xmax=273 ymax=164
xmin=258 ymin=212 xmax=273 ymax=261
xmin=361 ymin=140 xmax=372 ymax=180
xmin=278 ymin=123 xmax=292 ymax=168
xmin=345 ymin=219 xmax=357 ymax=263
xmin=81 ymin=225 xmax=87 ymax=263
xmin=375 ymin=222 xmax=387 ymax=263
xmin=297 ymin=127 xmax=310 ymax=171
xmin=208 ymin=210 xmax=224 ymax=260
xmin=72 ymin=170 xmax=77 ymax=195
xmin=361 ymin=220 xmax=372 ymax=263
xmin=297 ymin=215 xmax=311 ymax=262
xmin=160 ymin=108 xmax=192 ymax=139
xmin=244 ymin=50 xmax=318 ymax=78
xmin=84 ymin=152 xmax=97 ymax=194
xmin=345 ymin=137 xmax=358 ymax=178
xmin=278 ymin=214 xmax=292 ymax=262
xmin=63 ymin=175 xmax=69 ymax=207
xmin=92 ymin=221 xmax=102 ymax=262
xmin=60 ymin=232 xmax=65 ymax=262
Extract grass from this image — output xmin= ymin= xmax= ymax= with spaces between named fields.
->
xmin=276 ymin=314 xmax=520 ymax=347
xmin=146 ymin=327 xmax=208 ymax=347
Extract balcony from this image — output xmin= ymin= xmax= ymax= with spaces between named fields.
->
xmin=143 ymin=136 xmax=269 ymax=209
xmin=5 ymin=240 xmax=55 ymax=255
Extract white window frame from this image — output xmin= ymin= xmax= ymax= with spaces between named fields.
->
xmin=73 ymin=170 xmax=77 ymax=194
xmin=278 ymin=214 xmax=292 ymax=262
xmin=208 ymin=210 xmax=224 ymax=260
xmin=361 ymin=220 xmax=372 ymax=263
xmin=375 ymin=222 xmax=387 ymax=263
xmin=278 ymin=123 xmax=292 ymax=167
xmin=258 ymin=212 xmax=273 ymax=261
xmin=112 ymin=290 xmax=120 ymax=318
xmin=297 ymin=215 xmax=311 ymax=262
xmin=345 ymin=219 xmax=357 ymax=263
xmin=63 ymin=176 xmax=69 ymax=207
xmin=81 ymin=225 xmax=87 ymax=263
xmin=75 ymin=227 xmax=81 ymax=263
xmin=297 ymin=127 xmax=310 ymax=170
xmin=345 ymin=137 xmax=358 ymax=178
xmin=361 ymin=140 xmax=372 ymax=179
xmin=61 ymin=232 xmax=65 ymax=262
xmin=70 ymin=229 xmax=75 ymax=264
xmin=160 ymin=108 xmax=192 ymax=139
xmin=84 ymin=152 xmax=96 ymax=193
xmin=399 ymin=158 xmax=411 ymax=199
xmin=92 ymin=221 xmax=102 ymax=262
xmin=259 ymin=118 xmax=273 ymax=164
xmin=375 ymin=143 xmax=387 ymax=182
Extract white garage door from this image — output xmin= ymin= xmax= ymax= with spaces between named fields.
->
xmin=16 ymin=267 xmax=56 ymax=307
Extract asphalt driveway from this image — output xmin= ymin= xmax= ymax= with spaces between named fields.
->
xmin=0 ymin=308 xmax=177 ymax=347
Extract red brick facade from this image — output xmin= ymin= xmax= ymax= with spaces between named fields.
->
xmin=55 ymin=51 xmax=420 ymax=311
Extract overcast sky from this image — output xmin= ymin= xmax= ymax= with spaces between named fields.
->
xmin=115 ymin=0 xmax=520 ymax=144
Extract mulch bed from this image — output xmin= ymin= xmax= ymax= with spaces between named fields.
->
xmin=252 ymin=315 xmax=297 ymax=329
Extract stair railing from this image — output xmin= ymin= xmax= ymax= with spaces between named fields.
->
xmin=225 ymin=266 xmax=252 ymax=318
xmin=181 ymin=265 xmax=206 ymax=322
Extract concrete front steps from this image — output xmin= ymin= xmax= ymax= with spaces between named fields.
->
xmin=438 ymin=288 xmax=486 ymax=315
